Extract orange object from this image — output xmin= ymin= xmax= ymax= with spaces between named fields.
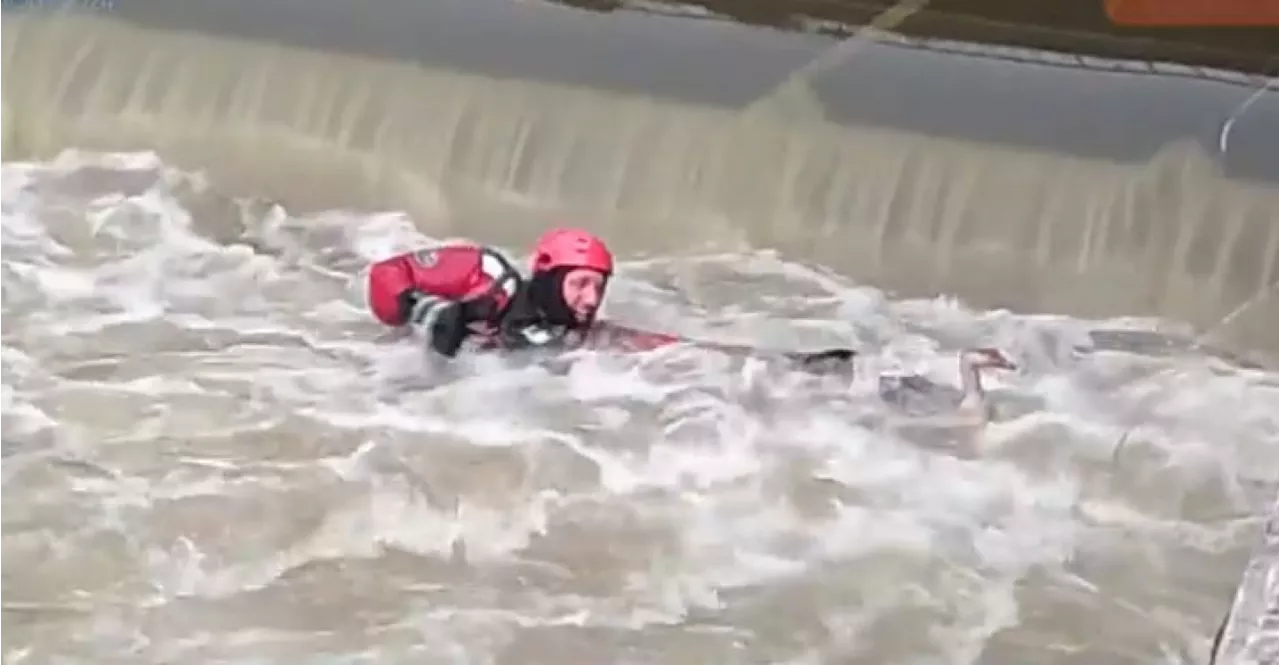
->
xmin=1104 ymin=0 xmax=1278 ymax=26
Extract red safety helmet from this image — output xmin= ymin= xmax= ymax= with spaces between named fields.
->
xmin=530 ymin=227 xmax=613 ymax=276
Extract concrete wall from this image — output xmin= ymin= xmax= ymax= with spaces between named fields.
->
xmin=1210 ymin=505 xmax=1278 ymax=665
xmin=50 ymin=0 xmax=1280 ymax=177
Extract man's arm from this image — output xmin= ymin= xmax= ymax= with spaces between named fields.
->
xmin=582 ymin=320 xmax=685 ymax=352
xmin=367 ymin=249 xmax=503 ymax=358
xmin=585 ymin=320 xmax=857 ymax=373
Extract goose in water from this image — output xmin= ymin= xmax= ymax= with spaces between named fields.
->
xmin=877 ymin=347 xmax=1018 ymax=430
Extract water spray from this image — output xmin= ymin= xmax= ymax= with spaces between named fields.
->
xmin=1108 ymin=276 xmax=1278 ymax=469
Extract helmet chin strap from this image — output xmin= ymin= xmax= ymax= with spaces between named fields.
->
xmin=528 ymin=268 xmax=578 ymax=327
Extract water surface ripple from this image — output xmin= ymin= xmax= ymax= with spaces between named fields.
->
xmin=2 ymin=151 xmax=1275 ymax=665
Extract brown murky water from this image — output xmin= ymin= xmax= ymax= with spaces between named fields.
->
xmin=2 ymin=2 xmax=1280 ymax=659
xmin=2 ymin=150 xmax=1275 ymax=664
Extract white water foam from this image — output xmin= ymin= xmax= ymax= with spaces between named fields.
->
xmin=1 ymin=149 xmax=1275 ymax=665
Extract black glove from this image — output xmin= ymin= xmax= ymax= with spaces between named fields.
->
xmin=401 ymin=289 xmax=500 ymax=359
xmin=426 ymin=301 xmax=469 ymax=358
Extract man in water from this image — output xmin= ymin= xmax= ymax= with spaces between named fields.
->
xmin=364 ymin=226 xmax=853 ymax=371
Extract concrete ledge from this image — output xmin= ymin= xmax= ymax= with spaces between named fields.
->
xmin=1211 ymin=505 xmax=1279 ymax=665
xmin=2 ymin=12 xmax=1277 ymax=367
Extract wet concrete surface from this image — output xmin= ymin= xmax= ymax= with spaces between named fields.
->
xmin=556 ymin=0 xmax=1277 ymax=74
xmin=30 ymin=0 xmax=1278 ymax=181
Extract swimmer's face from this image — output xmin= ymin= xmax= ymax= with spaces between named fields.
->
xmin=561 ymin=268 xmax=607 ymax=323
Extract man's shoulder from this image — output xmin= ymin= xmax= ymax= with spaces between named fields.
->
xmin=401 ymin=241 xmax=514 ymax=268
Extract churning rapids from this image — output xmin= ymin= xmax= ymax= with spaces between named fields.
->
xmin=2 ymin=150 xmax=1276 ymax=665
